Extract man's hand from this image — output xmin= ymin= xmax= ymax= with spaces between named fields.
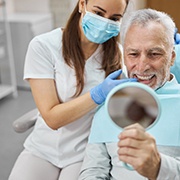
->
xmin=117 ymin=123 xmax=161 ymax=180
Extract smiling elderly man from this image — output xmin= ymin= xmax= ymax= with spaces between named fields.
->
xmin=78 ymin=8 xmax=180 ymax=180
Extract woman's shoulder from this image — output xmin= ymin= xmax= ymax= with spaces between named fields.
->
xmin=35 ymin=27 xmax=62 ymax=40
xmin=30 ymin=28 xmax=63 ymax=50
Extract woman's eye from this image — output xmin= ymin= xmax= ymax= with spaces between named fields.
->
xmin=94 ymin=11 xmax=103 ymax=16
xmin=110 ymin=17 xmax=120 ymax=22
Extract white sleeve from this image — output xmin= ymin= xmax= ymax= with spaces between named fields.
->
xmin=157 ymin=153 xmax=180 ymax=180
xmin=24 ymin=37 xmax=55 ymax=80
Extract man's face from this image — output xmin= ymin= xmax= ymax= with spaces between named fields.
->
xmin=124 ymin=22 xmax=175 ymax=90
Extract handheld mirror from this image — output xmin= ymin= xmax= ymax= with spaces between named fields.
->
xmin=105 ymin=82 xmax=161 ymax=170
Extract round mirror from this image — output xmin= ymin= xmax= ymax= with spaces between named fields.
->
xmin=106 ymin=82 xmax=161 ymax=130
xmin=105 ymin=82 xmax=161 ymax=170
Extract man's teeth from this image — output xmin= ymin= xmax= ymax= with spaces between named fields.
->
xmin=136 ymin=75 xmax=153 ymax=80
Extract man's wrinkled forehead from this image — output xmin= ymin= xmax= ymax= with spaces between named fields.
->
xmin=124 ymin=23 xmax=170 ymax=50
xmin=125 ymin=47 xmax=166 ymax=53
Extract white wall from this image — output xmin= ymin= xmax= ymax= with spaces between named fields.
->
xmin=70 ymin=0 xmax=78 ymax=12
xmin=0 ymin=0 xmax=14 ymax=16
xmin=1 ymin=0 xmax=72 ymax=29
xmin=3 ymin=0 xmax=147 ymax=28
xmin=3 ymin=0 xmax=50 ymax=14
xmin=11 ymin=0 xmax=73 ymax=28
xmin=50 ymin=0 xmax=72 ymax=27
xmin=13 ymin=0 xmax=51 ymax=13
xmin=5 ymin=0 xmax=15 ymax=14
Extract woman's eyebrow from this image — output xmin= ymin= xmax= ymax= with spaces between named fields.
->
xmin=93 ymin=6 xmax=123 ymax=17
xmin=93 ymin=5 xmax=106 ymax=13
xmin=114 ymin=14 xmax=123 ymax=17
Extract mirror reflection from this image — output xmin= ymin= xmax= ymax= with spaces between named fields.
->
xmin=108 ymin=86 xmax=159 ymax=129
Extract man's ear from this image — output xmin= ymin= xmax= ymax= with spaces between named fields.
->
xmin=170 ymin=48 xmax=176 ymax=66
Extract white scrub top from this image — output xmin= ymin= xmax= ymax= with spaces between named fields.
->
xmin=23 ymin=28 xmax=105 ymax=168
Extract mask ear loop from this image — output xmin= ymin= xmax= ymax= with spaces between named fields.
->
xmin=84 ymin=2 xmax=88 ymax=14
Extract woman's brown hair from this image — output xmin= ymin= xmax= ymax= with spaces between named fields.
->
xmin=62 ymin=0 xmax=129 ymax=97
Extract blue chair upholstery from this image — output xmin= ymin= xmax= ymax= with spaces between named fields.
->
xmin=174 ymin=28 xmax=180 ymax=44
xmin=171 ymin=44 xmax=180 ymax=83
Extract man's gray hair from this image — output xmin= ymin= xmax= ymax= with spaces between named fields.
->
xmin=120 ymin=8 xmax=175 ymax=46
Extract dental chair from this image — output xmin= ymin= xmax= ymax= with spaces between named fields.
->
xmin=12 ymin=44 xmax=180 ymax=133
xmin=13 ymin=108 xmax=39 ymax=133
xmin=171 ymin=44 xmax=180 ymax=83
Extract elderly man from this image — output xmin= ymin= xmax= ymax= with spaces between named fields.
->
xmin=78 ymin=9 xmax=180 ymax=180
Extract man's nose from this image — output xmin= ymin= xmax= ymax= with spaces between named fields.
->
xmin=137 ymin=55 xmax=150 ymax=72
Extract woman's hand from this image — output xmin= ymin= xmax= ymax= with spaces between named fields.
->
xmin=90 ymin=70 xmax=137 ymax=104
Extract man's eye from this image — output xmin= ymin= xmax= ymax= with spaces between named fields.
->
xmin=152 ymin=53 xmax=159 ymax=56
xmin=129 ymin=53 xmax=138 ymax=57
xmin=148 ymin=53 xmax=162 ymax=58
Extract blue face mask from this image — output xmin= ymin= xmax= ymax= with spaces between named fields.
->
xmin=82 ymin=9 xmax=121 ymax=44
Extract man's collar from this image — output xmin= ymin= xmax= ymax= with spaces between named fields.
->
xmin=156 ymin=73 xmax=179 ymax=94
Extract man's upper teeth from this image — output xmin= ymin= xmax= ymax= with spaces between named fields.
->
xmin=136 ymin=75 xmax=153 ymax=80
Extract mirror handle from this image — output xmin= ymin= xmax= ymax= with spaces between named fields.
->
xmin=123 ymin=162 xmax=134 ymax=171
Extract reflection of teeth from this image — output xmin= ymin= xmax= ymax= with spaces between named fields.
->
xmin=136 ymin=75 xmax=153 ymax=80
